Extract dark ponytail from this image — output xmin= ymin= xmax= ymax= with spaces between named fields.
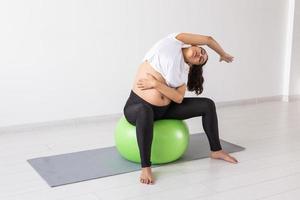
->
xmin=187 ymin=58 xmax=208 ymax=95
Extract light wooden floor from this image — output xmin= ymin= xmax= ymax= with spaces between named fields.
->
xmin=1 ymin=100 xmax=300 ymax=200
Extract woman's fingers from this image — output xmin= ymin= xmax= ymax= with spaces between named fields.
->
xmin=137 ymin=80 xmax=144 ymax=89
xmin=223 ymin=57 xmax=233 ymax=63
xmin=137 ymin=79 xmax=150 ymax=90
xmin=220 ymin=53 xmax=234 ymax=63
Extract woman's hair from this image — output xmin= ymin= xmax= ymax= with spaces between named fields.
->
xmin=187 ymin=57 xmax=208 ymax=95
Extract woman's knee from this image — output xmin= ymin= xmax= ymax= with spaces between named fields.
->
xmin=201 ymin=97 xmax=216 ymax=112
xmin=136 ymin=103 xmax=154 ymax=119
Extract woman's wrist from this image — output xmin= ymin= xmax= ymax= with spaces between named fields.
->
xmin=154 ymin=80 xmax=161 ymax=89
xmin=219 ymin=51 xmax=227 ymax=57
xmin=207 ymin=37 xmax=226 ymax=57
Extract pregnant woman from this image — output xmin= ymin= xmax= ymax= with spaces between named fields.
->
xmin=123 ymin=32 xmax=238 ymax=185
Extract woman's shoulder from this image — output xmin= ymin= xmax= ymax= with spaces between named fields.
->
xmin=165 ymin=32 xmax=185 ymax=45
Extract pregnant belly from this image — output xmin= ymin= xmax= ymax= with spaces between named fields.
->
xmin=132 ymin=87 xmax=171 ymax=107
xmin=131 ymin=61 xmax=172 ymax=107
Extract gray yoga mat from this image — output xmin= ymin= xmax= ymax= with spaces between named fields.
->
xmin=27 ymin=133 xmax=245 ymax=187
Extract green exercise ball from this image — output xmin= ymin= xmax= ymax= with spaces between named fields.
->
xmin=114 ymin=116 xmax=190 ymax=165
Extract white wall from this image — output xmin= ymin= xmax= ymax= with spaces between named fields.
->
xmin=0 ymin=0 xmax=291 ymax=127
xmin=290 ymin=0 xmax=300 ymax=95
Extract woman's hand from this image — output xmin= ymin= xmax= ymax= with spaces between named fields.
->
xmin=137 ymin=73 xmax=158 ymax=90
xmin=219 ymin=52 xmax=234 ymax=63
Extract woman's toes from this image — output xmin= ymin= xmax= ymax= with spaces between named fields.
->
xmin=226 ymin=155 xmax=238 ymax=163
xmin=228 ymin=155 xmax=238 ymax=162
xmin=210 ymin=150 xmax=238 ymax=164
xmin=140 ymin=177 xmax=152 ymax=184
xmin=140 ymin=177 xmax=154 ymax=185
xmin=232 ymin=156 xmax=238 ymax=163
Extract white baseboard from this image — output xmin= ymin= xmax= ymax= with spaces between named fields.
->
xmin=0 ymin=113 xmax=123 ymax=135
xmin=0 ymin=94 xmax=299 ymax=134
xmin=215 ymin=95 xmax=285 ymax=108
xmin=287 ymin=94 xmax=300 ymax=102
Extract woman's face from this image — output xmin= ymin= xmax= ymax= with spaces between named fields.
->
xmin=185 ymin=46 xmax=208 ymax=65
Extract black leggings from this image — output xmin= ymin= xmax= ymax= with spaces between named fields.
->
xmin=123 ymin=90 xmax=222 ymax=168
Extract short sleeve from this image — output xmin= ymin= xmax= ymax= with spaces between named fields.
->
xmin=167 ymin=32 xmax=184 ymax=45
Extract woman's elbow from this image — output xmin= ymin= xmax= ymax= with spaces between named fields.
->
xmin=207 ymin=36 xmax=214 ymax=45
xmin=176 ymin=96 xmax=184 ymax=104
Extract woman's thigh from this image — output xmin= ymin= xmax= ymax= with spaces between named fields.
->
xmin=161 ymin=97 xmax=216 ymax=120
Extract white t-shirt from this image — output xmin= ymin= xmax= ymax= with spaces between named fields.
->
xmin=142 ymin=33 xmax=191 ymax=88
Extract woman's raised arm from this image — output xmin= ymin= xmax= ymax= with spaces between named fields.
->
xmin=176 ymin=32 xmax=212 ymax=46
xmin=176 ymin=33 xmax=233 ymax=63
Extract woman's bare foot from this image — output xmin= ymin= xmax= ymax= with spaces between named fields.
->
xmin=210 ymin=149 xmax=238 ymax=164
xmin=140 ymin=167 xmax=155 ymax=185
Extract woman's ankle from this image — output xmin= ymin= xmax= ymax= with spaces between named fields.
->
xmin=142 ymin=166 xmax=152 ymax=170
